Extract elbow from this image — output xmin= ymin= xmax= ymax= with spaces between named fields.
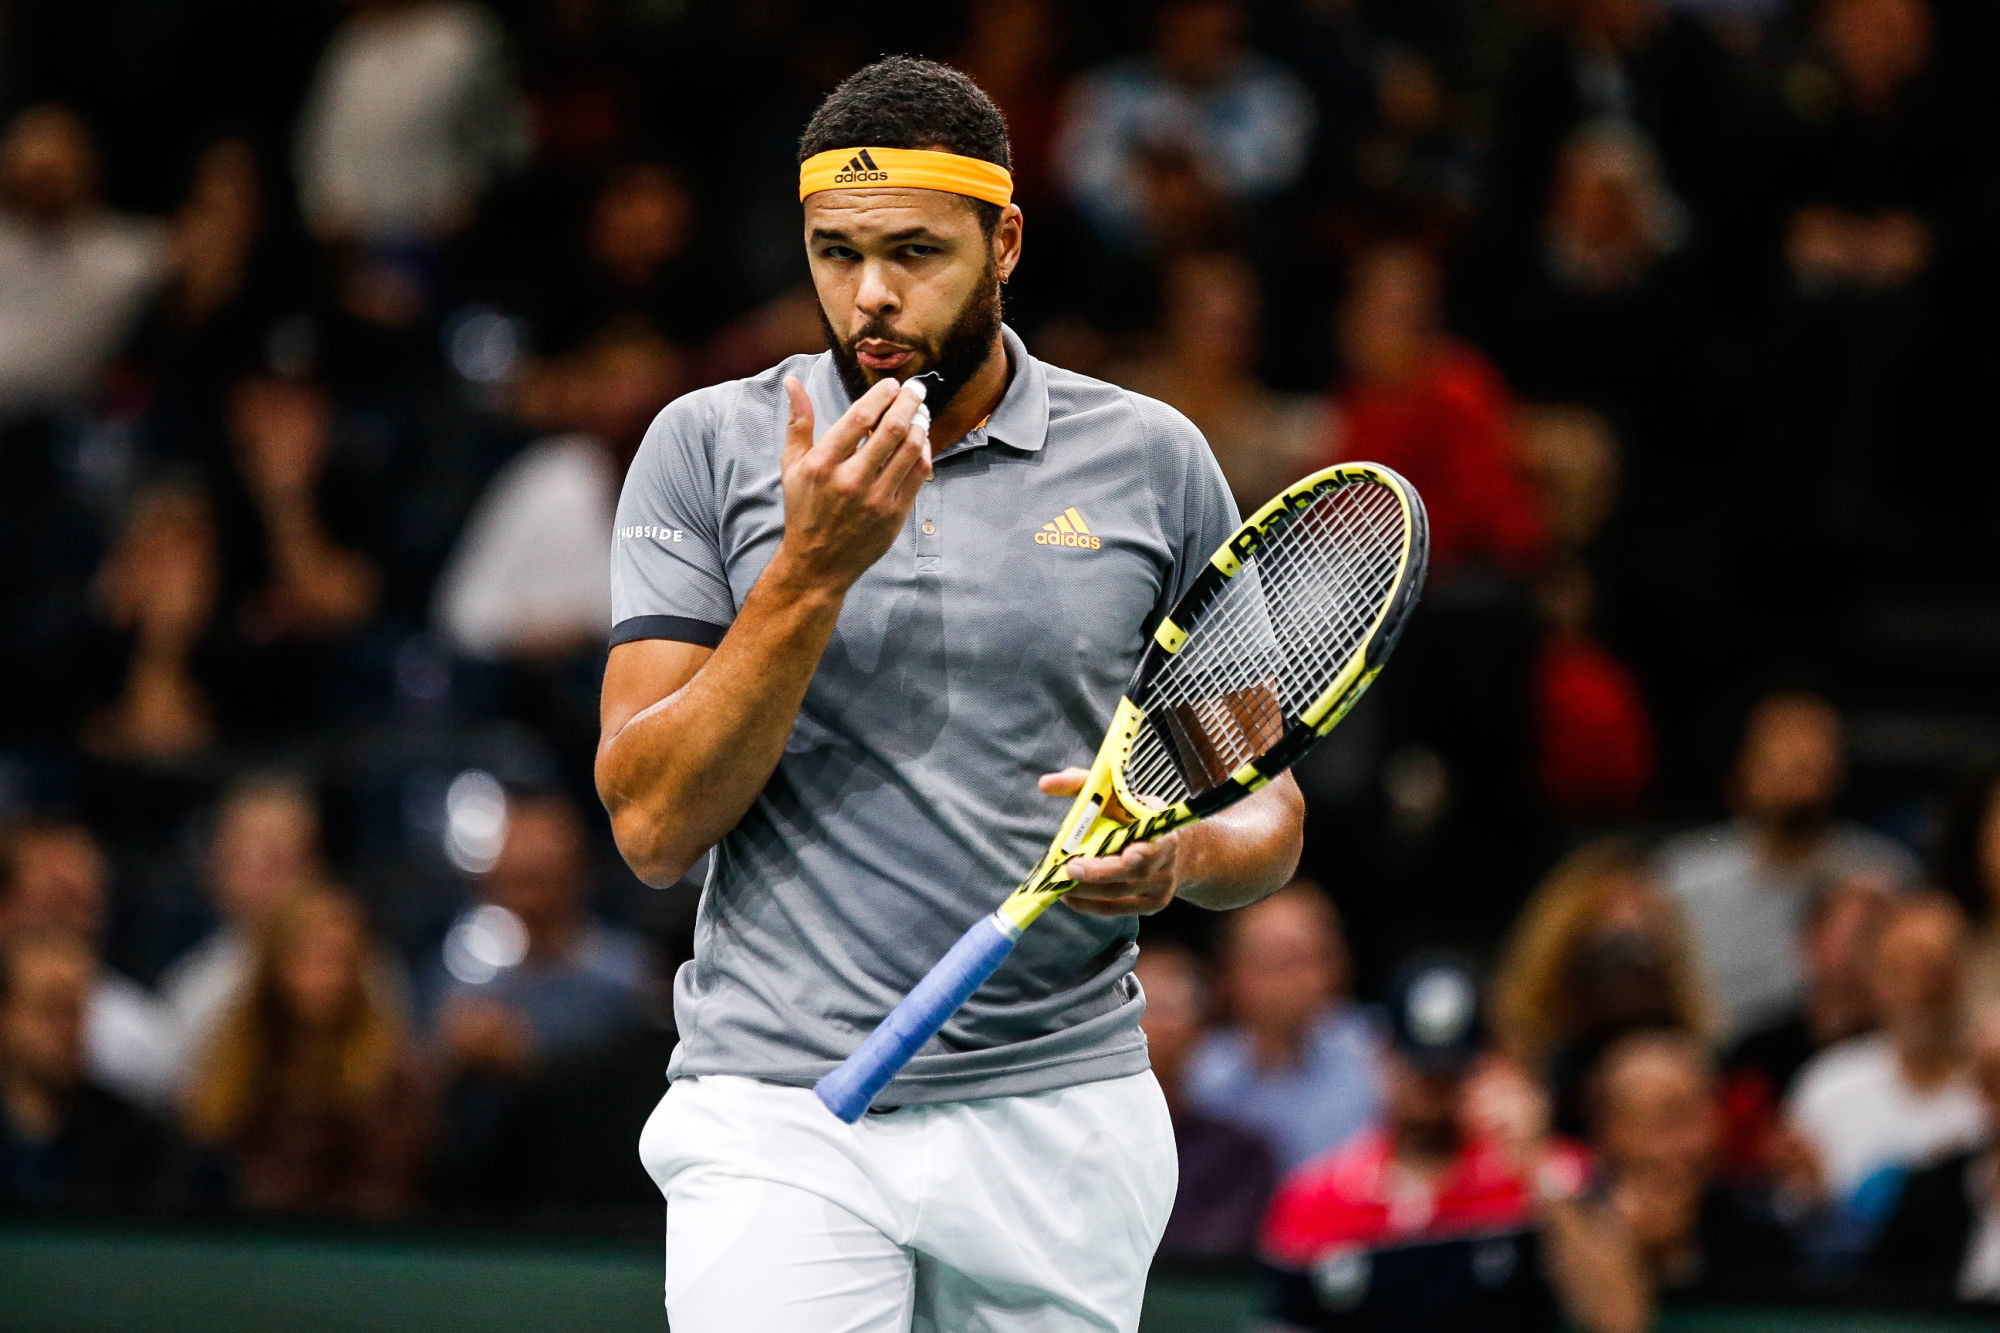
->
xmin=606 ymin=801 xmax=696 ymax=889
xmin=596 ymin=751 xmax=697 ymax=889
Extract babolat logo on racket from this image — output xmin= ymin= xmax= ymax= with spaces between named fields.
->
xmin=1035 ymin=507 xmax=1102 ymax=549
xmin=833 ymin=149 xmax=890 ymax=184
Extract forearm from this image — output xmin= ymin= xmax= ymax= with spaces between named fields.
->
xmin=597 ymin=554 xmax=843 ymax=885
xmin=1174 ymin=774 xmax=1304 ymax=911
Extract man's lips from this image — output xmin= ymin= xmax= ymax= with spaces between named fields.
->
xmin=856 ymin=340 xmax=915 ymax=371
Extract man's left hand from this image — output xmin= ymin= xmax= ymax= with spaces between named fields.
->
xmin=1038 ymin=768 xmax=1182 ymax=917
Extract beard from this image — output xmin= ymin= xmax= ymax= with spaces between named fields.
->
xmin=819 ymin=256 xmax=1003 ymax=415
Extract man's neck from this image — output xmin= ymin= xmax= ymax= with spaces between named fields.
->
xmin=929 ymin=336 xmax=1010 ymax=452
xmin=1247 ymin=1017 xmax=1318 ymax=1073
xmin=1894 ymin=1024 xmax=1965 ymax=1092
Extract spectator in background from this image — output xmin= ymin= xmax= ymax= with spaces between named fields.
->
xmin=1514 ymin=405 xmax=1621 ymax=566
xmin=159 ymin=776 xmax=325 ymax=1065
xmin=1 ymin=931 xmax=175 ymax=1212
xmin=1494 ymin=839 xmax=1712 ymax=1131
xmin=1472 ymin=125 xmax=1709 ymax=485
xmin=218 ymin=369 xmax=383 ymax=649
xmin=1584 ymin=1031 xmax=1794 ymax=1301
xmin=1261 ymin=957 xmax=1644 ymax=1333
xmin=0 ymin=104 xmax=171 ymax=417
xmin=531 ymin=162 xmax=727 ymax=353
xmin=433 ymin=322 xmax=679 ymax=663
xmin=1134 ymin=940 xmax=1276 ymax=1261
xmin=1787 ymin=893 xmax=1985 ymax=1234
xmin=428 ymin=788 xmax=643 ymax=1201
xmin=954 ymin=0 xmax=1064 ymax=208
xmin=76 ymin=484 xmax=226 ymax=763
xmin=0 ymin=818 xmax=175 ymax=1109
xmin=1654 ymin=691 xmax=1918 ymax=1042
xmin=183 ymin=883 xmax=429 ymax=1219
xmin=1512 ymin=408 xmax=1650 ymax=824
xmin=1531 ymin=561 xmax=1656 ymax=821
xmin=131 ymin=140 xmax=321 ymax=405
xmin=1106 ymin=251 xmax=1327 ymax=514
xmin=1937 ymin=772 xmax=2000 ymax=1007
xmin=1721 ymin=881 xmax=1888 ymax=1177
xmin=157 ymin=774 xmax=409 ymax=1089
xmin=1873 ymin=1001 xmax=2000 ymax=1303
xmin=1484 ymin=0 xmax=1746 ymax=253
xmin=1326 ymin=241 xmax=1546 ymax=579
xmin=1056 ymin=0 xmax=1314 ymax=252
xmin=431 ymin=789 xmax=644 ymax=1084
xmin=294 ymin=0 xmax=528 ymax=248
xmin=1184 ymin=881 xmax=1380 ymax=1172
xmin=1778 ymin=0 xmax=1951 ymax=295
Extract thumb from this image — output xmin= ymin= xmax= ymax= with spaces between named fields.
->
xmin=782 ymin=376 xmax=814 ymax=467
xmin=1038 ymin=768 xmax=1090 ymax=796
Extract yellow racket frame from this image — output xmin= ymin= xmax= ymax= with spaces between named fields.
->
xmin=993 ymin=462 xmax=1426 ymax=935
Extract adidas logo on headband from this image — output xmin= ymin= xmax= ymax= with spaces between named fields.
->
xmin=834 ymin=149 xmax=889 ymax=184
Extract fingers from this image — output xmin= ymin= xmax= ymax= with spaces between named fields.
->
xmin=781 ymin=376 xmax=815 ymax=470
xmin=1064 ymin=840 xmax=1170 ymax=885
xmin=1038 ymin=768 xmax=1090 ymax=796
xmin=849 ymin=377 xmax=926 ymax=478
xmin=876 ymin=394 xmax=934 ymax=495
xmin=809 ymin=377 xmax=902 ymax=464
xmin=1066 ymin=886 xmax=1175 ymax=918
xmin=1062 ymin=832 xmax=1179 ymax=917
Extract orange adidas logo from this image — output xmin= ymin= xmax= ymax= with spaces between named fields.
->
xmin=1035 ymin=508 xmax=1101 ymax=549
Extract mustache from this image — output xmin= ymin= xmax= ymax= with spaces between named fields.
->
xmin=846 ymin=320 xmax=934 ymax=357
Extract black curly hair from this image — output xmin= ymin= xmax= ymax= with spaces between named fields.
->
xmin=799 ymin=56 xmax=1012 ymax=234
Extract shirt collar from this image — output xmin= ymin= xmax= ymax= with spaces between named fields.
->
xmin=806 ymin=323 xmax=1049 ymax=456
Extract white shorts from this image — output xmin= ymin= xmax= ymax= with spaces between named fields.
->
xmin=638 ymin=1071 xmax=1178 ymax=1332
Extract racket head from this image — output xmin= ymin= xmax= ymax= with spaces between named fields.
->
xmin=1107 ymin=462 xmax=1429 ymax=836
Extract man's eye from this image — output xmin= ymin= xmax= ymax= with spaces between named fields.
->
xmin=902 ymin=245 xmax=939 ymax=259
xmin=822 ymin=246 xmax=860 ymax=261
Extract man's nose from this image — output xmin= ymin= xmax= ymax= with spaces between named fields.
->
xmin=855 ymin=260 xmax=900 ymax=319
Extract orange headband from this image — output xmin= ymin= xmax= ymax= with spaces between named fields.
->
xmin=799 ymin=148 xmax=1013 ymax=207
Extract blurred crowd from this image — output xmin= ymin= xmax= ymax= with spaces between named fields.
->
xmin=3 ymin=0 xmax=2000 ymax=1324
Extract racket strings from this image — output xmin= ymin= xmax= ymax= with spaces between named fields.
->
xmin=1122 ymin=481 xmax=1407 ymax=807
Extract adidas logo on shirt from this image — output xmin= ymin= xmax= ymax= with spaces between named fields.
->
xmin=833 ymin=149 xmax=889 ymax=184
xmin=1034 ymin=508 xmax=1101 ymax=549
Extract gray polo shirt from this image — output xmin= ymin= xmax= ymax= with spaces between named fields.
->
xmin=610 ymin=324 xmax=1239 ymax=1105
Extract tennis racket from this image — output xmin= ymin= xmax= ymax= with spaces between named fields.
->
xmin=815 ymin=462 xmax=1429 ymax=1121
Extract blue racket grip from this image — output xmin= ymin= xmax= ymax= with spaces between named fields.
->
xmin=815 ymin=913 xmax=1020 ymax=1122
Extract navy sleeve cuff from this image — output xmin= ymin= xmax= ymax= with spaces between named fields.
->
xmin=609 ymin=615 xmax=728 ymax=648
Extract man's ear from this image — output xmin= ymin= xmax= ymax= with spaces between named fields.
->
xmin=995 ymin=203 xmax=1024 ymax=283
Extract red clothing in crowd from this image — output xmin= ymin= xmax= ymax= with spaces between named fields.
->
xmin=1330 ymin=345 xmax=1546 ymax=577
xmin=1261 ymin=1127 xmax=1586 ymax=1266
xmin=1534 ymin=630 xmax=1655 ymax=817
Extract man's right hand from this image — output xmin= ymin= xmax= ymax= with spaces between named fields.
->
xmin=773 ymin=374 xmax=933 ymax=593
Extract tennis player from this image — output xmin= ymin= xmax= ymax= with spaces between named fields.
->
xmin=596 ymin=56 xmax=1304 ymax=1331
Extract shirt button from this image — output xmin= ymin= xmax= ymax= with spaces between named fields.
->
xmin=921 ymin=520 xmax=936 ymax=535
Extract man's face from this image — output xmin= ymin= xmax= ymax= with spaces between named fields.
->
xmin=1735 ymin=695 xmax=1843 ymax=826
xmin=486 ymin=801 xmax=587 ymax=932
xmin=1597 ymin=1046 xmax=1718 ymax=1181
xmin=209 ymin=791 xmax=320 ymax=927
xmin=1221 ymin=891 xmax=1343 ymax=1037
xmin=4 ymin=827 xmax=107 ymax=942
xmin=803 ymin=186 xmax=1017 ymax=413
xmin=1871 ymin=901 xmax=1964 ymax=1036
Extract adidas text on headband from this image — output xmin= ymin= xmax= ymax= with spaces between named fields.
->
xmin=799 ymin=148 xmax=1014 ymax=207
